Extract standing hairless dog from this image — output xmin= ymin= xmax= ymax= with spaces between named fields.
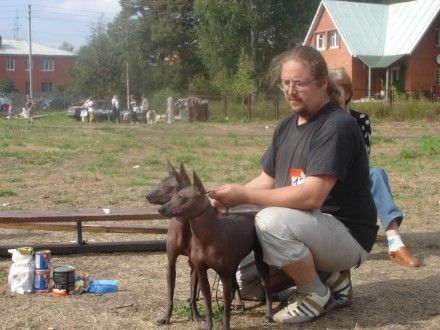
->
xmin=146 ymin=160 xmax=202 ymax=324
xmin=159 ymin=171 xmax=273 ymax=330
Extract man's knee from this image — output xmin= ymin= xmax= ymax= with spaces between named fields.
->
xmin=255 ymin=207 xmax=305 ymax=238
xmin=255 ymin=207 xmax=283 ymax=235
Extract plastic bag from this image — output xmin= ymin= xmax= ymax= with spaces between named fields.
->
xmin=8 ymin=248 xmax=34 ymax=294
xmin=86 ymin=279 xmax=118 ymax=293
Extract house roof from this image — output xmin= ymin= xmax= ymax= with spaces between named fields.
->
xmin=0 ymin=39 xmax=75 ymax=57
xmin=304 ymin=0 xmax=440 ymax=67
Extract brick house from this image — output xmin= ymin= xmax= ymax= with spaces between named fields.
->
xmin=303 ymin=0 xmax=440 ymax=100
xmin=0 ymin=37 xmax=76 ymax=96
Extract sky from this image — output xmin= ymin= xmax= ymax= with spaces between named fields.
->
xmin=0 ymin=0 xmax=122 ymax=52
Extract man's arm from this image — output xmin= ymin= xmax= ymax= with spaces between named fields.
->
xmin=211 ymin=175 xmax=337 ymax=210
xmin=245 ymin=171 xmax=274 ymax=189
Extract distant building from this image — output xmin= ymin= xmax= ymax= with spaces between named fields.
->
xmin=0 ymin=36 xmax=76 ymax=95
xmin=304 ymin=0 xmax=440 ymax=99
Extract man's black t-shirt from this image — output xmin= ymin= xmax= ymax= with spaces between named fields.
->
xmin=261 ymin=102 xmax=378 ymax=252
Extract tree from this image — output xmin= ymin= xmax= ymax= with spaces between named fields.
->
xmin=115 ymin=0 xmax=205 ymax=93
xmin=68 ymin=19 xmax=124 ymax=98
xmin=194 ymin=0 xmax=320 ymax=92
xmin=0 ymin=78 xmax=16 ymax=94
xmin=59 ymin=42 xmax=74 ymax=52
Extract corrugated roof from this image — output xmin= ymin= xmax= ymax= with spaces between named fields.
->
xmin=356 ymin=54 xmax=405 ymax=68
xmin=304 ymin=0 xmax=440 ymax=58
xmin=0 ymin=39 xmax=75 ymax=57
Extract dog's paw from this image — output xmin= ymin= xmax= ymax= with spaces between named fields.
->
xmin=264 ymin=315 xmax=274 ymax=323
xmin=155 ymin=318 xmax=170 ymax=326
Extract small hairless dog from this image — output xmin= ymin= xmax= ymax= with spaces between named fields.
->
xmin=159 ymin=171 xmax=273 ymax=330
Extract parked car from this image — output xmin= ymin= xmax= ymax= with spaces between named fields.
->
xmin=66 ymin=100 xmax=112 ymax=121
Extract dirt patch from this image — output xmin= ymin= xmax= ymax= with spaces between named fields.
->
xmin=0 ymin=120 xmax=439 ymax=329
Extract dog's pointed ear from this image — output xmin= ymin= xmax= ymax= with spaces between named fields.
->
xmin=166 ymin=159 xmax=176 ymax=175
xmin=193 ymin=171 xmax=206 ymax=195
xmin=179 ymin=163 xmax=191 ymax=186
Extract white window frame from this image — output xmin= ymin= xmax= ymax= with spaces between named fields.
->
xmin=436 ymin=29 xmax=440 ymax=47
xmin=329 ymin=31 xmax=339 ymax=49
xmin=25 ymin=59 xmax=31 ymax=71
xmin=316 ymin=32 xmax=325 ymax=50
xmin=6 ymin=59 xmax=15 ymax=71
xmin=41 ymin=59 xmax=54 ymax=71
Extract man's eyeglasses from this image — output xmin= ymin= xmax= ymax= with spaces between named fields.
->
xmin=278 ymin=78 xmax=316 ymax=92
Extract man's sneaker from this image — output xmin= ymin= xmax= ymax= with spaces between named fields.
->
xmin=272 ymin=286 xmax=335 ymax=324
xmin=324 ymin=270 xmax=353 ymax=308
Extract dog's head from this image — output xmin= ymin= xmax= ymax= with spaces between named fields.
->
xmin=158 ymin=171 xmax=210 ymax=219
xmin=146 ymin=160 xmax=191 ymax=205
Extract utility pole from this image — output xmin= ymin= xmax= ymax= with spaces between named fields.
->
xmin=14 ymin=9 xmax=19 ymax=40
xmin=125 ymin=17 xmax=130 ymax=110
xmin=28 ymin=4 xmax=33 ymax=99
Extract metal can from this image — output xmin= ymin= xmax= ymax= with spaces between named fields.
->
xmin=53 ymin=265 xmax=75 ymax=296
xmin=34 ymin=269 xmax=51 ymax=293
xmin=35 ymin=250 xmax=51 ymax=270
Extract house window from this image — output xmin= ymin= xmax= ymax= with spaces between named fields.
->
xmin=41 ymin=82 xmax=53 ymax=93
xmin=316 ymin=33 xmax=325 ymax=50
xmin=6 ymin=59 xmax=15 ymax=71
xmin=436 ymin=30 xmax=440 ymax=47
xmin=437 ymin=68 xmax=440 ymax=85
xmin=25 ymin=59 xmax=32 ymax=71
xmin=329 ymin=31 xmax=339 ymax=48
xmin=41 ymin=59 xmax=54 ymax=71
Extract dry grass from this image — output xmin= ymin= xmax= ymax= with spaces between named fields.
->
xmin=0 ymin=115 xmax=439 ymax=329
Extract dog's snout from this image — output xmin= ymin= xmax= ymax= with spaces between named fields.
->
xmin=158 ymin=205 xmax=166 ymax=215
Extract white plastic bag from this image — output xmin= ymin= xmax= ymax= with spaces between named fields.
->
xmin=8 ymin=248 xmax=34 ymax=294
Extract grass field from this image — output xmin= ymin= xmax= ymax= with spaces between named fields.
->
xmin=0 ymin=112 xmax=439 ymax=329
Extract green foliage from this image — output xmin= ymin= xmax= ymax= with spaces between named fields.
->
xmin=0 ymin=271 xmax=7 ymax=284
xmin=418 ymin=135 xmax=440 ymax=155
xmin=0 ymin=189 xmax=17 ymax=197
xmin=0 ymin=78 xmax=16 ymax=94
xmin=352 ymin=100 xmax=440 ymax=120
xmin=174 ymin=302 xmax=223 ymax=324
xmin=232 ymin=49 xmax=257 ymax=98
xmin=151 ymin=87 xmax=175 ymax=113
xmin=69 ymin=18 xmax=124 ymax=98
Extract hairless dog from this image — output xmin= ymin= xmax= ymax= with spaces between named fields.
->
xmin=146 ymin=160 xmax=202 ymax=324
xmin=158 ymin=171 xmax=273 ymax=330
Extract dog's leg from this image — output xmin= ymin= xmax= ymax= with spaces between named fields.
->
xmin=197 ymin=266 xmax=213 ymax=330
xmin=254 ymin=243 xmax=273 ymax=322
xmin=188 ymin=260 xmax=203 ymax=322
xmin=232 ymin=273 xmax=245 ymax=312
xmin=220 ymin=274 xmax=233 ymax=330
xmin=156 ymin=245 xmax=178 ymax=325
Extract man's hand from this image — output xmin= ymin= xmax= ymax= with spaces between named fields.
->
xmin=209 ymin=184 xmax=247 ymax=208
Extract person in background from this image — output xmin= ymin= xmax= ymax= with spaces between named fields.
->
xmin=211 ymin=45 xmax=377 ymax=325
xmin=111 ymin=95 xmax=120 ymax=123
xmin=328 ymin=67 xmax=421 ymax=267
xmin=7 ymin=100 xmax=14 ymax=119
xmin=84 ymin=97 xmax=95 ymax=123
xmin=129 ymin=94 xmax=138 ymax=123
xmin=24 ymin=96 xmax=35 ymax=123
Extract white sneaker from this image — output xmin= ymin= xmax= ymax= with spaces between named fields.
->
xmin=324 ymin=270 xmax=353 ymax=308
xmin=272 ymin=286 xmax=335 ymax=324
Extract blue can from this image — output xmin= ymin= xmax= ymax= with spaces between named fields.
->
xmin=34 ymin=269 xmax=50 ymax=292
xmin=35 ymin=250 xmax=51 ymax=270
